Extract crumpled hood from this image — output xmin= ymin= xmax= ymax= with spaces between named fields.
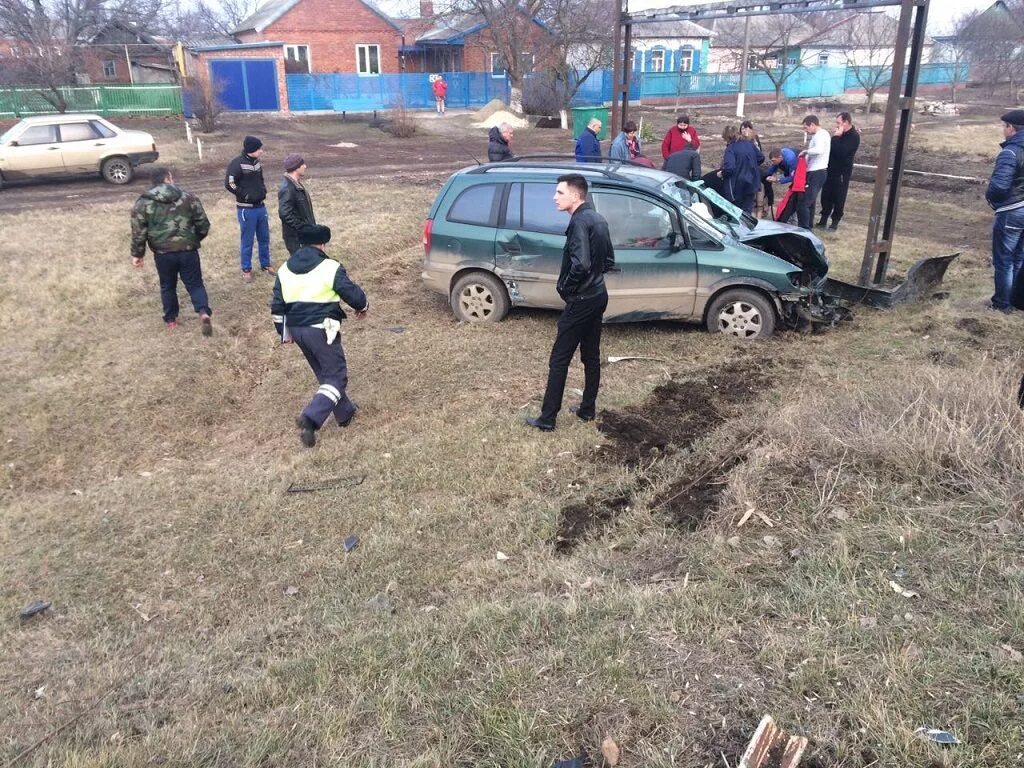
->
xmin=740 ymin=220 xmax=830 ymax=280
xmin=286 ymin=245 xmax=328 ymax=274
xmin=142 ymin=183 xmax=182 ymax=204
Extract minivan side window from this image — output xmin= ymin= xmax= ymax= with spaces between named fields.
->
xmin=520 ymin=182 xmax=570 ymax=234
xmin=16 ymin=125 xmax=58 ymax=145
xmin=59 ymin=122 xmax=100 ymax=142
xmin=592 ymin=191 xmax=674 ymax=249
xmin=447 ymin=184 xmax=500 ymax=226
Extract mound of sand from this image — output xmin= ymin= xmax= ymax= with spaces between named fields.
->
xmin=473 ymin=110 xmax=530 ymax=130
xmin=475 ymin=98 xmax=509 ymax=121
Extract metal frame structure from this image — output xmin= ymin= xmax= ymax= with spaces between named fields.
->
xmin=611 ymin=0 xmax=930 ymax=286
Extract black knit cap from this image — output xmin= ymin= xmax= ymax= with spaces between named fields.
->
xmin=243 ymin=135 xmax=263 ymax=154
xmin=298 ymin=224 xmax=331 ymax=245
xmin=1001 ymin=109 xmax=1024 ymax=127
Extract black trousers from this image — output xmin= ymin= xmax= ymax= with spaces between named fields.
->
xmin=290 ymin=325 xmax=357 ymax=428
xmin=154 ymin=249 xmax=211 ymax=323
xmin=798 ymin=169 xmax=828 ymax=229
xmin=819 ymin=168 xmax=852 ymax=225
xmin=540 ymin=292 xmax=608 ymax=424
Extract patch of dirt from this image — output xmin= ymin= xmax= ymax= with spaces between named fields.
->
xmin=653 ymin=457 xmax=743 ymax=531
xmin=553 ymin=357 xmax=775 ymax=553
xmin=553 ymin=494 xmax=631 ymax=554
xmin=955 ymin=317 xmax=989 ymax=337
xmin=927 ymin=349 xmax=962 ymax=367
xmin=598 ymin=358 xmax=774 ymax=467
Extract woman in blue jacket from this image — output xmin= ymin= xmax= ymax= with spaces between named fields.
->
xmin=718 ymin=124 xmax=764 ymax=214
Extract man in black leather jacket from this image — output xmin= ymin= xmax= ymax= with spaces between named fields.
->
xmin=527 ymin=173 xmax=615 ymax=432
xmin=279 ymin=153 xmax=316 ymax=255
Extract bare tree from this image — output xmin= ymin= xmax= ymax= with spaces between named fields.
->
xmin=716 ymin=14 xmax=814 ymax=112
xmin=438 ymin=0 xmax=545 ymax=112
xmin=189 ymin=0 xmax=262 ymax=37
xmin=538 ymin=0 xmax=614 ymax=111
xmin=0 ymin=0 xmax=163 ymax=109
xmin=840 ymin=12 xmax=896 ymax=114
xmin=956 ymin=0 xmax=1024 ymax=96
xmin=940 ymin=14 xmax=974 ymax=104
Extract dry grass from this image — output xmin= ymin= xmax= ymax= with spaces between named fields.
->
xmin=1 ymin=159 xmax=1024 ymax=767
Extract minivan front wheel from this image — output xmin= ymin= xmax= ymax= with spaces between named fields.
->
xmin=706 ymin=289 xmax=776 ymax=339
xmin=101 ymin=157 xmax=133 ymax=185
xmin=451 ymin=272 xmax=510 ymax=323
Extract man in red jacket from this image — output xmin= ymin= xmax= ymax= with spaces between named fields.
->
xmin=661 ymin=114 xmax=701 ymax=160
xmin=432 ymin=75 xmax=448 ymax=114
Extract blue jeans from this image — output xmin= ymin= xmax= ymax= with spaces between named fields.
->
xmin=237 ymin=205 xmax=271 ymax=272
xmin=992 ymin=206 xmax=1024 ymax=310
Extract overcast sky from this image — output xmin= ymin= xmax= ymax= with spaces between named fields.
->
xmin=377 ymin=0 xmax=994 ymax=33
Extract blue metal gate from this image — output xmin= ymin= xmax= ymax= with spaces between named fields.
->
xmin=209 ymin=59 xmax=279 ymax=111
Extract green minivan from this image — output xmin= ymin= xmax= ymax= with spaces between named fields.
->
xmin=421 ymin=160 xmax=838 ymax=339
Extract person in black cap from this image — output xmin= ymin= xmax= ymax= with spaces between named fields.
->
xmin=270 ymin=223 xmax=370 ymax=447
xmin=278 ymin=153 xmax=316 ymax=255
xmin=985 ymin=109 xmax=1024 ymax=312
xmin=225 ymin=135 xmax=274 ymax=283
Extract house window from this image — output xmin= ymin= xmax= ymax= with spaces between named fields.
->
xmin=679 ymin=49 xmax=693 ymax=72
xmin=356 ymin=44 xmax=380 ymax=75
xmin=490 ymin=52 xmax=506 ymax=78
xmin=817 ymin=51 xmax=829 ymax=66
xmin=284 ymin=44 xmax=311 ymax=74
xmin=102 ymin=59 xmax=117 ymax=78
xmin=520 ymin=51 xmax=535 ymax=72
xmin=650 ymin=49 xmax=665 ymax=73
xmin=787 ymin=56 xmax=798 ymax=67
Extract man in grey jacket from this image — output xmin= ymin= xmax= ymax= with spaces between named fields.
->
xmin=278 ymin=153 xmax=316 ymax=255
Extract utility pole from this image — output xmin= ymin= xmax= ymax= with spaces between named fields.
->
xmin=610 ymin=0 xmax=624 ymax=132
xmin=736 ymin=16 xmax=751 ymax=117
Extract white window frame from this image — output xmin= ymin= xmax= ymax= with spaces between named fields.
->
xmin=490 ymin=52 xmax=506 ymax=78
xmin=817 ymin=51 xmax=829 ymax=66
xmin=650 ymin=49 xmax=665 ymax=73
xmin=355 ymin=44 xmax=380 ymax=76
xmin=102 ymin=59 xmax=117 ymax=78
xmin=284 ymin=44 xmax=312 ymax=72
xmin=678 ymin=48 xmax=693 ymax=72
xmin=520 ymin=51 xmax=535 ymax=72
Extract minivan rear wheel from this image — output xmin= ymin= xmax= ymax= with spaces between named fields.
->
xmin=101 ymin=156 xmax=133 ymax=185
xmin=451 ymin=272 xmax=510 ymax=323
xmin=706 ymin=289 xmax=776 ymax=339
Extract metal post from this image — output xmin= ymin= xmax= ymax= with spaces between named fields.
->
xmin=619 ymin=22 xmax=633 ymax=128
xmin=859 ymin=0 xmax=927 ymax=285
xmin=610 ymin=0 xmax=624 ymax=132
xmin=737 ymin=16 xmax=751 ymax=117
xmin=873 ymin=0 xmax=929 ymax=283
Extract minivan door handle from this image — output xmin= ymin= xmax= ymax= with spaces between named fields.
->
xmin=499 ymin=242 xmax=521 ymax=254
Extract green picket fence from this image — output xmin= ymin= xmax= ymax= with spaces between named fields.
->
xmin=0 ymin=85 xmax=183 ymax=119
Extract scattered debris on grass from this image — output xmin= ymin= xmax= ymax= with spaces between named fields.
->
xmin=366 ymin=594 xmax=395 ymax=613
xmin=739 ymin=714 xmax=808 ymax=768
xmin=915 ymin=727 xmax=960 ymax=746
xmin=552 ymin=754 xmax=587 ymax=768
xmin=495 ymin=551 xmax=509 ymax=562
xmin=286 ymin=474 xmax=366 ymax=493
xmin=344 ymin=534 xmax=360 ymax=553
xmin=607 ymin=355 xmax=668 ymax=364
xmin=600 ymin=736 xmax=620 ymax=766
xmin=553 ymin=494 xmax=630 ymax=554
xmin=889 ymin=580 xmax=919 ymax=598
xmin=19 ymin=600 xmax=51 ymax=620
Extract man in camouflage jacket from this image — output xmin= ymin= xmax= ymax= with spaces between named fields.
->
xmin=131 ymin=167 xmax=214 ymax=334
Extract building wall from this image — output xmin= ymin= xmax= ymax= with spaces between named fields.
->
xmin=191 ymin=46 xmax=290 ymax=111
xmin=461 ymin=23 xmax=553 ymax=76
xmin=251 ymin=0 xmax=403 ymax=73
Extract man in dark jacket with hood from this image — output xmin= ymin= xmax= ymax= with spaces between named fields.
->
xmin=986 ymin=109 xmax=1024 ymax=312
xmin=271 ymin=224 xmax=369 ymax=447
xmin=488 ymin=123 xmax=515 ymax=162
xmin=131 ymin=166 xmax=212 ymax=334
xmin=527 ymin=173 xmax=615 ymax=432
xmin=225 ymin=135 xmax=273 ymax=283
xmin=278 ymin=153 xmax=316 ymax=255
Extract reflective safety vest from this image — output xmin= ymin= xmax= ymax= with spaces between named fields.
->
xmin=278 ymin=259 xmax=340 ymax=305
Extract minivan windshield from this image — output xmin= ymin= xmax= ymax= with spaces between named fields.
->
xmin=661 ymin=179 xmax=759 ymax=232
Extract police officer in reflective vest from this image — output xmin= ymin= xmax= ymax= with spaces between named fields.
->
xmin=271 ymin=224 xmax=369 ymax=447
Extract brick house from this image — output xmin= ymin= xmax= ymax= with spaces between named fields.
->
xmin=232 ymin=0 xmax=405 ymax=75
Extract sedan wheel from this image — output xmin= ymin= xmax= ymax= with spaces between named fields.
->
xmin=706 ymin=289 xmax=776 ymax=339
xmin=102 ymin=157 xmax=133 ymax=185
xmin=450 ymin=272 xmax=510 ymax=323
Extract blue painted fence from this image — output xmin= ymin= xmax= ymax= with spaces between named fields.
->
xmin=282 ymin=62 xmax=965 ymax=113
xmin=287 ymin=72 xmax=510 ymax=111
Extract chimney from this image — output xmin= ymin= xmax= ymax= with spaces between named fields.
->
xmin=420 ymin=0 xmax=433 ymax=17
